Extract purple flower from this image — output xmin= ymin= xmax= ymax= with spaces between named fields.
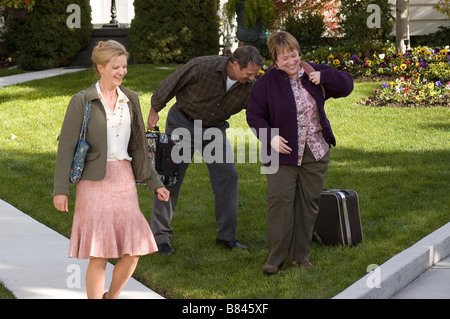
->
xmin=352 ymin=54 xmax=360 ymax=64
xmin=382 ymin=83 xmax=389 ymax=88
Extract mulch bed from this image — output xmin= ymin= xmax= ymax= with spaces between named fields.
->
xmin=353 ymin=74 xmax=399 ymax=82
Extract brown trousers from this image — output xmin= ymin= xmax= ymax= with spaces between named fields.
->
xmin=265 ymin=145 xmax=330 ymax=266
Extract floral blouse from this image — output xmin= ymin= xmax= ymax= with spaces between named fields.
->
xmin=290 ymin=68 xmax=330 ymax=165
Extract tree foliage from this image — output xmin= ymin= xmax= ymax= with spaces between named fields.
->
xmin=433 ymin=0 xmax=450 ymax=18
xmin=274 ymin=0 xmax=341 ymax=37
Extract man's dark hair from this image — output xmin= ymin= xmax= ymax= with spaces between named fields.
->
xmin=229 ymin=46 xmax=265 ymax=69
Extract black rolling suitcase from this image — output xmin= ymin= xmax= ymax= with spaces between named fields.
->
xmin=313 ymin=189 xmax=363 ymax=246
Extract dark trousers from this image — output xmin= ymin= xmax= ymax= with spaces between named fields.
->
xmin=265 ymin=145 xmax=330 ymax=265
xmin=151 ymin=104 xmax=239 ymax=245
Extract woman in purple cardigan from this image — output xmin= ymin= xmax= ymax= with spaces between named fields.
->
xmin=246 ymin=32 xmax=354 ymax=275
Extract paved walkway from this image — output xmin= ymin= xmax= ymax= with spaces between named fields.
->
xmin=1 ymin=67 xmax=450 ymax=299
xmin=0 ymin=67 xmax=89 ymax=87
xmin=0 ymin=200 xmax=163 ymax=299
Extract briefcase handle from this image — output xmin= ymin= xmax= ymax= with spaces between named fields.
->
xmin=147 ymin=126 xmax=160 ymax=133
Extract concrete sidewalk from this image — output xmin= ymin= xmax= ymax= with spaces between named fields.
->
xmin=0 ymin=66 xmax=89 ymax=87
xmin=0 ymin=200 xmax=163 ymax=299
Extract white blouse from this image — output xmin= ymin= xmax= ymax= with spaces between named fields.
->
xmin=95 ymin=82 xmax=132 ymax=162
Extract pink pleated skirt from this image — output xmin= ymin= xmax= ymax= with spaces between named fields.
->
xmin=69 ymin=160 xmax=158 ymax=259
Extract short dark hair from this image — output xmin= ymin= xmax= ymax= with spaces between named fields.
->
xmin=267 ymin=31 xmax=300 ymax=62
xmin=229 ymin=45 xmax=264 ymax=69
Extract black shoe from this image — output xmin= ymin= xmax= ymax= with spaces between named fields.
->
xmin=216 ymin=239 xmax=249 ymax=250
xmin=158 ymin=242 xmax=175 ymax=255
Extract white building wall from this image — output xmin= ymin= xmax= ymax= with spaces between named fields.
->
xmin=388 ymin=0 xmax=450 ymax=36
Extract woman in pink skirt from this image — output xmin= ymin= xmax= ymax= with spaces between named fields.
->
xmin=53 ymin=40 xmax=170 ymax=299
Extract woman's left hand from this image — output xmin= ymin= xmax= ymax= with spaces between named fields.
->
xmin=270 ymin=135 xmax=292 ymax=154
xmin=53 ymin=194 xmax=69 ymax=212
xmin=309 ymin=71 xmax=321 ymax=85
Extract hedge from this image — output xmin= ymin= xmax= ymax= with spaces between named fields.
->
xmin=1 ymin=0 xmax=92 ymax=70
xmin=129 ymin=0 xmax=220 ymax=64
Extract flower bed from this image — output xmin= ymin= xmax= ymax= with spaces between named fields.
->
xmin=305 ymin=44 xmax=449 ymax=107
xmin=366 ymin=77 xmax=450 ymax=107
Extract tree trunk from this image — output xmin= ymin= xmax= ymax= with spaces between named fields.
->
xmin=396 ymin=0 xmax=410 ymax=54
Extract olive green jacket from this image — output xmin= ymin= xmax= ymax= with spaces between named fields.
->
xmin=53 ymin=83 xmax=164 ymax=196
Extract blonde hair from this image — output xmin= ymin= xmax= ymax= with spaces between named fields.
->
xmin=267 ymin=31 xmax=300 ymax=62
xmin=92 ymin=40 xmax=129 ymax=74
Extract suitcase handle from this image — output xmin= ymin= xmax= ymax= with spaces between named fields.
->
xmin=336 ymin=191 xmax=353 ymax=245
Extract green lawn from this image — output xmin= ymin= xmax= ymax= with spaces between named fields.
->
xmin=0 ymin=68 xmax=26 ymax=77
xmin=0 ymin=65 xmax=449 ymax=299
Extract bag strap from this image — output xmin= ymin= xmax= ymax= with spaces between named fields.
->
xmin=79 ymin=90 xmax=91 ymax=140
xmin=300 ymin=61 xmax=316 ymax=75
xmin=300 ymin=61 xmax=326 ymax=98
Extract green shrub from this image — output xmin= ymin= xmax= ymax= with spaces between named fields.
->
xmin=1 ymin=0 xmax=92 ymax=70
xmin=129 ymin=0 xmax=220 ymax=64
xmin=282 ymin=12 xmax=326 ymax=53
xmin=411 ymin=26 xmax=450 ymax=48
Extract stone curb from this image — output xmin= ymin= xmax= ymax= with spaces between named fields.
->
xmin=333 ymin=222 xmax=450 ymax=299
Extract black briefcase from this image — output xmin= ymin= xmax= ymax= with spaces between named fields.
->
xmin=313 ymin=189 xmax=363 ymax=246
xmin=139 ymin=127 xmax=181 ymax=186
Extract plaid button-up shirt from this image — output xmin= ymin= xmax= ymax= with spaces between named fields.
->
xmin=151 ymin=55 xmax=255 ymax=127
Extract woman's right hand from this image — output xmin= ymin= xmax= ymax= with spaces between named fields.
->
xmin=270 ymin=135 xmax=292 ymax=154
xmin=53 ymin=194 xmax=69 ymax=212
xmin=156 ymin=187 xmax=170 ymax=202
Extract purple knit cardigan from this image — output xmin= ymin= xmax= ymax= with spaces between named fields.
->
xmin=246 ymin=62 xmax=354 ymax=166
